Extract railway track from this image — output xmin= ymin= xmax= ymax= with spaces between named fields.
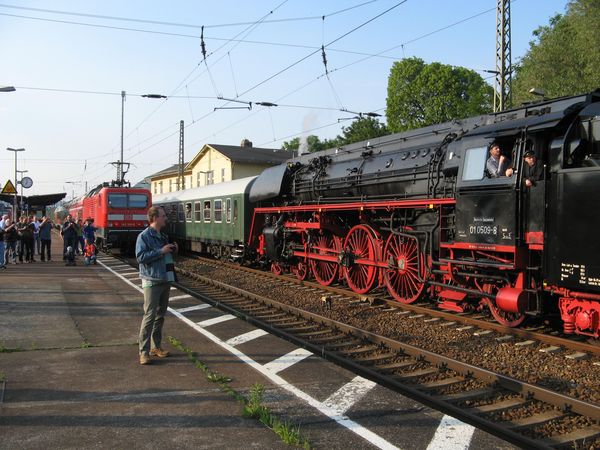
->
xmin=172 ymin=265 xmax=600 ymax=449
xmin=188 ymin=255 xmax=600 ymax=358
xmin=115 ymin=253 xmax=600 ymax=448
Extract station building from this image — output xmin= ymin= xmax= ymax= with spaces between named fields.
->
xmin=148 ymin=139 xmax=293 ymax=194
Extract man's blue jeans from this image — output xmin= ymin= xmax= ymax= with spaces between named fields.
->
xmin=0 ymin=241 xmax=5 ymax=266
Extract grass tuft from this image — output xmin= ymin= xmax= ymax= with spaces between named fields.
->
xmin=168 ymin=336 xmax=311 ymax=449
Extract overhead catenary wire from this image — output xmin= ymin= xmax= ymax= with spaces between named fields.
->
xmin=17 ymin=1 xmax=499 ymax=186
xmin=41 ymin=0 xmax=494 ymax=180
xmin=0 ymin=1 xmax=381 ymax=30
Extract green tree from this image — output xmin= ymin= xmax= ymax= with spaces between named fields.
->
xmin=386 ymin=57 xmax=492 ymax=133
xmin=512 ymin=0 xmax=600 ymax=104
xmin=340 ymin=116 xmax=388 ymax=145
xmin=281 ymin=137 xmax=300 ymax=152
xmin=281 ymin=117 xmax=388 ymax=153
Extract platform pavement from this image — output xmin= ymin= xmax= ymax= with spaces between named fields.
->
xmin=0 ymin=240 xmax=289 ymax=449
xmin=0 ymin=237 xmax=517 ymax=449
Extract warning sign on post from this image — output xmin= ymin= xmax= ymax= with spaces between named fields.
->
xmin=1 ymin=180 xmax=17 ymax=194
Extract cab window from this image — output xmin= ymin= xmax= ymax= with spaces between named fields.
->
xmin=108 ymin=194 xmax=127 ymax=208
xmin=462 ymin=147 xmax=488 ymax=181
xmin=129 ymin=194 xmax=148 ymax=208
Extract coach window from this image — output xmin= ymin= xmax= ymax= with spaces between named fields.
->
xmin=214 ymin=199 xmax=222 ymax=223
xmin=185 ymin=202 xmax=192 ymax=222
xmin=203 ymin=200 xmax=211 ymax=222
xmin=226 ymin=198 xmax=232 ymax=223
xmin=177 ymin=203 xmax=184 ymax=222
xmin=233 ymin=199 xmax=238 ymax=223
xmin=194 ymin=202 xmax=201 ymax=222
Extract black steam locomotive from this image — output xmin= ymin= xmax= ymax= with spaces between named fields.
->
xmin=248 ymin=90 xmax=600 ymax=338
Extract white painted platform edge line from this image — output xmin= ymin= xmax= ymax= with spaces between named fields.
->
xmin=175 ymin=304 xmax=212 ymax=313
xmin=196 ymin=314 xmax=236 ymax=328
xmin=262 ymin=348 xmax=314 ymax=374
xmin=322 ymin=375 xmax=377 ymax=415
xmin=100 ymin=259 xmax=399 ymax=450
xmin=168 ymin=308 xmax=399 ymax=450
xmin=426 ymin=415 xmax=475 ymax=450
xmin=98 ymin=260 xmax=144 ymax=294
xmin=225 ymin=329 xmax=269 ymax=346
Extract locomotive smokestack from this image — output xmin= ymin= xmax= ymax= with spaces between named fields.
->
xmin=240 ymin=138 xmax=253 ymax=148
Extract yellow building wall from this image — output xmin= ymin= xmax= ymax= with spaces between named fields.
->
xmin=151 ymin=174 xmax=192 ymax=194
xmin=191 ymin=148 xmax=232 ymax=187
xmin=233 ymin=163 xmax=272 ymax=179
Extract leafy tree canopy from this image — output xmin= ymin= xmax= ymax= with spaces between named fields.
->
xmin=281 ymin=116 xmax=388 ymax=153
xmin=512 ymin=0 xmax=600 ymax=104
xmin=386 ymin=57 xmax=492 ymax=133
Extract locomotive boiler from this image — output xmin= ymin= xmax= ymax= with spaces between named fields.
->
xmin=248 ymin=90 xmax=600 ymax=338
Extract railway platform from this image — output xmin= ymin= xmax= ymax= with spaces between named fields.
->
xmin=0 ymin=238 xmax=514 ymax=449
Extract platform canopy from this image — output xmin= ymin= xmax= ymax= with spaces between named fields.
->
xmin=0 ymin=192 xmax=66 ymax=213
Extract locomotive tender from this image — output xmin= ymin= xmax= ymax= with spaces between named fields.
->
xmin=156 ymin=90 xmax=600 ymax=338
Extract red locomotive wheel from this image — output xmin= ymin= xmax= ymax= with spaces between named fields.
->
xmin=270 ymin=262 xmax=283 ymax=276
xmin=343 ymin=225 xmax=378 ymax=294
xmin=383 ymin=234 xmax=425 ymax=303
xmin=291 ymin=260 xmax=308 ymax=281
xmin=309 ymin=233 xmax=341 ymax=286
xmin=482 ymin=283 xmax=526 ymax=328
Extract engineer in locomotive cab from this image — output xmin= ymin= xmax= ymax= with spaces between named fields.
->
xmin=522 ymin=150 xmax=544 ymax=187
xmin=486 ymin=142 xmax=513 ymax=178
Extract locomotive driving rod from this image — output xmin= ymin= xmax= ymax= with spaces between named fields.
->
xmin=426 ymin=280 xmax=496 ymax=300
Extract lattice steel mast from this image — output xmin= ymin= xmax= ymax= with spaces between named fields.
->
xmin=177 ymin=120 xmax=185 ymax=190
xmin=494 ymin=0 xmax=512 ymax=112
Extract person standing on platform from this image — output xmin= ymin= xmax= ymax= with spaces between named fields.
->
xmin=33 ymin=216 xmax=41 ymax=256
xmin=136 ymin=206 xmax=178 ymax=365
xmin=39 ymin=216 xmax=53 ymax=262
xmin=61 ymin=214 xmax=77 ymax=263
xmin=75 ymin=219 xmax=85 ymax=255
xmin=0 ymin=222 xmax=5 ymax=270
xmin=3 ymin=219 xmax=18 ymax=265
xmin=82 ymin=218 xmax=97 ymax=247
xmin=0 ymin=214 xmax=8 ymax=269
xmin=16 ymin=216 xmax=29 ymax=263
xmin=20 ymin=216 xmax=35 ymax=263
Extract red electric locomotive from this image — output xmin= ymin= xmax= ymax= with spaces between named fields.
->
xmin=67 ymin=183 xmax=151 ymax=252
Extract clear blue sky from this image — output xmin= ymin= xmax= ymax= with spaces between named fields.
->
xmin=0 ymin=0 xmax=569 ymax=198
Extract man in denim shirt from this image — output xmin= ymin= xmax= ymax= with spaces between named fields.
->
xmin=136 ymin=206 xmax=178 ymax=365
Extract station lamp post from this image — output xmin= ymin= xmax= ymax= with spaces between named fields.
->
xmin=16 ymin=169 xmax=28 ymax=214
xmin=6 ymin=147 xmax=25 ymax=221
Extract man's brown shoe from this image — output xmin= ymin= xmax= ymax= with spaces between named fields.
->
xmin=150 ymin=348 xmax=170 ymax=358
xmin=139 ymin=354 xmax=152 ymax=365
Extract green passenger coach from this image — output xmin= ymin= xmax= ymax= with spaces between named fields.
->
xmin=152 ymin=176 xmax=257 ymax=259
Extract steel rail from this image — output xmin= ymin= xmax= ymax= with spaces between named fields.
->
xmin=189 ymin=255 xmax=600 ymax=356
xmin=174 ymin=267 xmax=600 ymax=449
